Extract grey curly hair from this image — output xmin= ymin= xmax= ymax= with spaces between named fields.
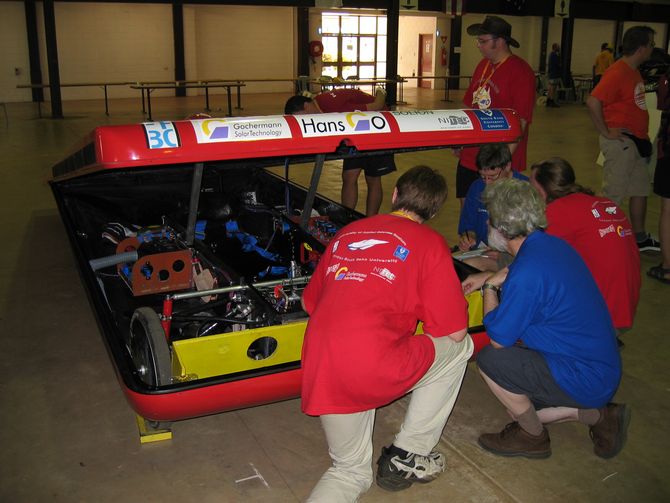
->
xmin=482 ymin=178 xmax=547 ymax=239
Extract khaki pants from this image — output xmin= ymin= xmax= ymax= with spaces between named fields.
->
xmin=599 ymin=135 xmax=651 ymax=205
xmin=306 ymin=334 xmax=473 ymax=503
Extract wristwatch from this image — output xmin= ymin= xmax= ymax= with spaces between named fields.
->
xmin=481 ymin=283 xmax=500 ymax=294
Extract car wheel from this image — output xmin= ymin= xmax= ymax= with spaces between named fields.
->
xmin=129 ymin=307 xmax=172 ymax=387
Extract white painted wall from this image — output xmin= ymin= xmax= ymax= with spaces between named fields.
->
xmin=572 ymin=18 xmax=617 ymax=76
xmin=10 ymin=3 xmax=294 ymax=103
xmin=458 ymin=13 xmax=540 ymax=81
xmin=1 ymin=5 xmax=667 ymax=104
xmin=1 ymin=2 xmax=29 ymax=102
xmin=622 ymin=20 xmax=668 ymax=53
xmin=193 ymin=5 xmax=294 ymax=94
xmin=36 ymin=2 xmax=174 ymax=101
xmin=398 ymin=16 xmax=436 ymax=88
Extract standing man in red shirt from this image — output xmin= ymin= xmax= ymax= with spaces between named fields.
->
xmin=456 ymin=16 xmax=536 ymax=204
xmin=586 ymin=25 xmax=659 ymax=251
xmin=300 ymin=166 xmax=472 ymax=501
xmin=285 ymin=89 xmax=396 ymax=216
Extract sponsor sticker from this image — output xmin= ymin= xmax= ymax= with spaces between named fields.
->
xmin=472 ymin=109 xmax=510 ymax=130
xmin=333 ymin=267 xmax=367 ymax=282
xmin=394 ymin=245 xmax=410 ymax=261
xmin=191 ymin=117 xmax=292 ymax=143
xmin=297 ymin=112 xmax=390 ymax=138
xmin=599 ymin=224 xmax=615 ymax=238
xmin=391 ymin=110 xmax=473 ymax=132
xmin=335 ymin=266 xmax=348 ymax=280
xmin=591 ymin=208 xmax=601 ymax=218
xmin=348 ymin=239 xmax=388 ymax=251
xmin=372 ymin=266 xmax=396 ymax=284
xmin=617 ymin=225 xmax=632 ymax=237
xmin=143 ymin=121 xmax=180 ymax=149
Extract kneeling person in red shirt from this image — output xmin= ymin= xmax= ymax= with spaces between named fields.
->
xmin=300 ymin=166 xmax=472 ymax=501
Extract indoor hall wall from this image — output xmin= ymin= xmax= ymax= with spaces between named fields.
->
xmin=459 ymin=13 xmax=542 ymax=89
xmin=192 ymin=5 xmax=294 ymax=94
xmin=1 ymin=2 xmax=29 ymax=103
xmin=399 ymin=16 xmax=437 ymax=88
xmin=622 ymin=21 xmax=668 ymax=53
xmin=572 ymin=19 xmax=616 ymax=76
xmin=36 ymin=2 xmax=174 ymax=101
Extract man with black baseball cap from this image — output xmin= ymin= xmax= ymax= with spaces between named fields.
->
xmin=454 ymin=15 xmax=535 ymax=205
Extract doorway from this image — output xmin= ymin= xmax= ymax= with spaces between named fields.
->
xmin=418 ymin=34 xmax=433 ymax=89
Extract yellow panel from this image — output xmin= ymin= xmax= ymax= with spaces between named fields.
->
xmin=415 ymin=291 xmax=483 ymax=335
xmin=466 ymin=290 xmax=484 ymax=327
xmin=172 ymin=321 xmax=307 ymax=380
xmin=135 ymin=415 xmax=172 ymax=444
xmin=171 ymin=292 xmax=481 ymax=381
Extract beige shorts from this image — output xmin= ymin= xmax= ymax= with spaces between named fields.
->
xmin=599 ymin=135 xmax=651 ymax=205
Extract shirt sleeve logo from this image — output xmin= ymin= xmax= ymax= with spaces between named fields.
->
xmin=393 ymin=245 xmax=410 ymax=261
xmin=347 ymin=239 xmax=388 ymax=251
xmin=335 ymin=266 xmax=348 ymax=280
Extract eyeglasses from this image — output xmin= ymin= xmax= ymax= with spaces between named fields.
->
xmin=476 ymin=37 xmax=498 ymax=46
xmin=480 ymin=168 xmax=503 ymax=182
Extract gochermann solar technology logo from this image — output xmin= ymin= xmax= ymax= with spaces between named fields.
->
xmin=298 ymin=111 xmax=390 ymax=138
xmin=191 ymin=117 xmax=292 ymax=143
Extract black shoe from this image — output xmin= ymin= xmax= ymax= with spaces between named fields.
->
xmin=637 ymin=234 xmax=661 ymax=252
xmin=376 ymin=445 xmax=446 ymax=492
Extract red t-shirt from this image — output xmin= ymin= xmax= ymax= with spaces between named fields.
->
xmin=591 ymin=59 xmax=649 ymax=139
xmin=301 ymin=214 xmax=468 ymax=415
xmin=545 ymin=193 xmax=640 ymax=329
xmin=460 ymin=54 xmax=536 ymax=172
xmin=314 ymin=88 xmax=375 ymax=112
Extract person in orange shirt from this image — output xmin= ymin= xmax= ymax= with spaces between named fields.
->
xmin=593 ymin=43 xmax=614 ymax=86
xmin=586 ymin=26 xmax=659 ymax=252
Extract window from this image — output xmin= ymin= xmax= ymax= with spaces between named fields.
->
xmin=320 ymin=13 xmax=387 ymax=80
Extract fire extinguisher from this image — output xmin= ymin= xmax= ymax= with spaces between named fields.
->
xmin=441 ymin=46 xmax=447 ymax=66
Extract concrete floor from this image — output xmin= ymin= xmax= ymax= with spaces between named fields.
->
xmin=1 ymin=88 xmax=668 ymax=502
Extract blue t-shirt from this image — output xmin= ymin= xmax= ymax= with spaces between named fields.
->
xmin=458 ymin=172 xmax=528 ymax=248
xmin=483 ymin=231 xmax=621 ymax=408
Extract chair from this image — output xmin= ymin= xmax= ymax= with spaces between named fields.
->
xmin=345 ymin=75 xmax=359 ymax=89
xmin=555 ymin=77 xmax=576 ymax=104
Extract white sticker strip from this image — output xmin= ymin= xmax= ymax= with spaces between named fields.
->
xmin=143 ymin=121 xmax=180 ymax=149
xmin=296 ymin=112 xmax=391 ymax=138
xmin=390 ymin=110 xmax=474 ymax=132
xmin=191 ymin=117 xmax=293 ymax=143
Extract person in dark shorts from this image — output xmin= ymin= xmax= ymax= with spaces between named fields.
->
xmin=462 ymin=179 xmax=629 ymax=460
xmin=648 ymin=60 xmax=670 ymax=283
xmin=284 ymin=91 xmax=396 ymax=216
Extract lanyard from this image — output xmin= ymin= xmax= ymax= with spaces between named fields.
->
xmin=478 ymin=55 xmax=510 ymax=89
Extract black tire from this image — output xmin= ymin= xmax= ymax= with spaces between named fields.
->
xmin=129 ymin=307 xmax=172 ymax=387
xmin=145 ymin=419 xmax=173 ymax=432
